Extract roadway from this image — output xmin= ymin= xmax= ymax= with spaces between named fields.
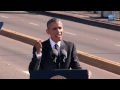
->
xmin=0 ymin=34 xmax=120 ymax=79
xmin=0 ymin=11 xmax=120 ymax=63
xmin=0 ymin=11 xmax=120 ymax=79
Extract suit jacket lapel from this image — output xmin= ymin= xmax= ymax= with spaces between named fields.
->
xmin=44 ymin=39 xmax=52 ymax=55
xmin=60 ymin=40 xmax=67 ymax=53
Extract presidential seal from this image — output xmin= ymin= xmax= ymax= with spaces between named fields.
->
xmin=50 ymin=75 xmax=67 ymax=79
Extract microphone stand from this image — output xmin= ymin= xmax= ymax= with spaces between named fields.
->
xmin=58 ymin=63 xmax=60 ymax=69
xmin=56 ymin=62 xmax=61 ymax=69
xmin=56 ymin=56 xmax=65 ymax=69
xmin=56 ymin=53 xmax=61 ymax=69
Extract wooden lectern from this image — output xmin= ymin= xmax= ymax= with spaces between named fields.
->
xmin=29 ymin=69 xmax=89 ymax=79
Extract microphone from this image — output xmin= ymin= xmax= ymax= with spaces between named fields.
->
xmin=50 ymin=49 xmax=58 ymax=63
xmin=61 ymin=49 xmax=67 ymax=63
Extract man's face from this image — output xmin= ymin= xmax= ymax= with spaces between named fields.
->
xmin=46 ymin=21 xmax=63 ymax=43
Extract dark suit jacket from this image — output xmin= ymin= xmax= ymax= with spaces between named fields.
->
xmin=29 ymin=39 xmax=82 ymax=72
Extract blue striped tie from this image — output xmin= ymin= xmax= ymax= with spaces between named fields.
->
xmin=55 ymin=44 xmax=58 ymax=51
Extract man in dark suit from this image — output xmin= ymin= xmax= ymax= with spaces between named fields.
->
xmin=29 ymin=18 xmax=91 ymax=78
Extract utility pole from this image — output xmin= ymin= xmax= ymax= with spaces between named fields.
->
xmin=101 ymin=11 xmax=104 ymax=18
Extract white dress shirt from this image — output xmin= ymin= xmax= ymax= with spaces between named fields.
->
xmin=35 ymin=38 xmax=61 ymax=59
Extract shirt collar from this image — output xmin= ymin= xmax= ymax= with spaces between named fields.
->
xmin=49 ymin=38 xmax=61 ymax=48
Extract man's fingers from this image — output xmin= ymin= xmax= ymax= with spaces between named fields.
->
xmin=35 ymin=40 xmax=42 ymax=46
xmin=88 ymin=70 xmax=92 ymax=79
xmin=36 ymin=40 xmax=41 ymax=44
xmin=35 ymin=40 xmax=42 ymax=49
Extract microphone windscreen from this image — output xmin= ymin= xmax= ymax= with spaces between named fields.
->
xmin=61 ymin=49 xmax=67 ymax=58
xmin=50 ymin=49 xmax=58 ymax=58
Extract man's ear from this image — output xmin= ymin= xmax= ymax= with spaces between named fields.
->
xmin=46 ymin=29 xmax=49 ymax=34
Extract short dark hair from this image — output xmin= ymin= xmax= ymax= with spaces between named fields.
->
xmin=47 ymin=18 xmax=62 ymax=28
